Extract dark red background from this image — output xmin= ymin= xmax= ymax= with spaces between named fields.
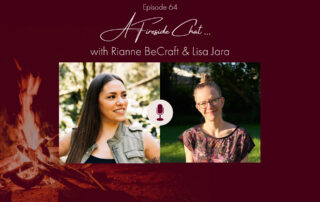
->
xmin=0 ymin=0 xmax=317 ymax=201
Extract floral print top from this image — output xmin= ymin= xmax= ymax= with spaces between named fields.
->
xmin=182 ymin=125 xmax=255 ymax=163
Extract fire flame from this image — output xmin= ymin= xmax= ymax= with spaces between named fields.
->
xmin=15 ymin=60 xmax=42 ymax=150
xmin=0 ymin=60 xmax=57 ymax=184
xmin=0 ymin=60 xmax=103 ymax=191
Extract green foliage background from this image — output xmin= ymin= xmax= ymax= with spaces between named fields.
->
xmin=160 ymin=62 xmax=261 ymax=162
xmin=59 ymin=62 xmax=160 ymax=138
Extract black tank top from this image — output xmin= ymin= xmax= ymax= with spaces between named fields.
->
xmin=85 ymin=155 xmax=116 ymax=163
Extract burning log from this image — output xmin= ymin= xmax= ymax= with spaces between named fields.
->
xmin=2 ymin=162 xmax=44 ymax=189
xmin=83 ymin=170 xmax=106 ymax=191
xmin=39 ymin=161 xmax=109 ymax=191
xmin=1 ymin=158 xmax=109 ymax=191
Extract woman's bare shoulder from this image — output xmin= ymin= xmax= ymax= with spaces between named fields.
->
xmin=59 ymin=132 xmax=72 ymax=157
xmin=142 ymin=131 xmax=157 ymax=143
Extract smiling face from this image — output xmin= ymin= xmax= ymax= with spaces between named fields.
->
xmin=194 ymin=86 xmax=224 ymax=122
xmin=98 ymin=79 xmax=128 ymax=123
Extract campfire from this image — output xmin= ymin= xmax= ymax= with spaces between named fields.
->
xmin=0 ymin=60 xmax=107 ymax=191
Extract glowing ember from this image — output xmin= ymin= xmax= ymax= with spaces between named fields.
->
xmin=17 ymin=167 xmax=38 ymax=180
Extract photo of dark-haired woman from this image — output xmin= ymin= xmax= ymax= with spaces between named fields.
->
xmin=59 ymin=63 xmax=160 ymax=163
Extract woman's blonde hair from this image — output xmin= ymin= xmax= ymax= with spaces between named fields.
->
xmin=194 ymin=73 xmax=222 ymax=96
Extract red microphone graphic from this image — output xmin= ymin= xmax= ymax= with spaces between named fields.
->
xmin=156 ymin=104 xmax=164 ymax=121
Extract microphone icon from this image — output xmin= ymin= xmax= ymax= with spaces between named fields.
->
xmin=156 ymin=104 xmax=164 ymax=121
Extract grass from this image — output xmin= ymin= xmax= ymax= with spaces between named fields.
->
xmin=160 ymin=124 xmax=261 ymax=163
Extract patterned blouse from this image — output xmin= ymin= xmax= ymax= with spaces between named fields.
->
xmin=182 ymin=125 xmax=255 ymax=163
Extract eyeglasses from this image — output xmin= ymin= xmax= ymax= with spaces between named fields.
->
xmin=196 ymin=97 xmax=222 ymax=109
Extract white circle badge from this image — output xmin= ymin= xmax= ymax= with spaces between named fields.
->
xmin=147 ymin=99 xmax=173 ymax=126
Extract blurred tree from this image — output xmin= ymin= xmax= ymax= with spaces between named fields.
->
xmin=160 ymin=62 xmax=175 ymax=95
xmin=161 ymin=62 xmax=260 ymax=124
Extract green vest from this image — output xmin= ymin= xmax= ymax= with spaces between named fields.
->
xmin=71 ymin=122 xmax=145 ymax=163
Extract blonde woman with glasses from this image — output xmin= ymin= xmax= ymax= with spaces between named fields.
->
xmin=182 ymin=74 xmax=254 ymax=163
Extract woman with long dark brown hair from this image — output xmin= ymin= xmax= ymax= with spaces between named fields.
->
xmin=59 ymin=73 xmax=160 ymax=163
xmin=182 ymin=74 xmax=255 ymax=163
